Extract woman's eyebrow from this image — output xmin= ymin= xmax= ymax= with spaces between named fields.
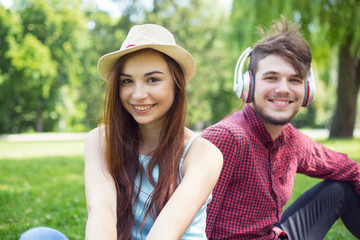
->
xmin=119 ymin=73 xmax=132 ymax=77
xmin=144 ymin=71 xmax=164 ymax=76
xmin=119 ymin=71 xmax=164 ymax=77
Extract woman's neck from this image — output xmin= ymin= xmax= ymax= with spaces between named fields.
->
xmin=138 ymin=123 xmax=163 ymax=155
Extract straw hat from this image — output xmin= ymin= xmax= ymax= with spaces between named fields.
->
xmin=98 ymin=24 xmax=196 ymax=82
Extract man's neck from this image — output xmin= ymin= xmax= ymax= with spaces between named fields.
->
xmin=248 ymin=104 xmax=285 ymax=141
xmin=261 ymin=121 xmax=284 ymax=141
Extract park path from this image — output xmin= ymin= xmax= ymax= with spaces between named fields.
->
xmin=0 ymin=132 xmax=88 ymax=142
xmin=1 ymin=129 xmax=360 ymax=142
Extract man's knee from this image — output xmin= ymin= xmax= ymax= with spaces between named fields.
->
xmin=325 ymin=180 xmax=356 ymax=196
xmin=323 ymin=180 xmax=359 ymax=209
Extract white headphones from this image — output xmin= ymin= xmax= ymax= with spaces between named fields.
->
xmin=233 ymin=47 xmax=316 ymax=107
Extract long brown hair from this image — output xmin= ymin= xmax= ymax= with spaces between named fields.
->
xmin=101 ymin=49 xmax=187 ymax=240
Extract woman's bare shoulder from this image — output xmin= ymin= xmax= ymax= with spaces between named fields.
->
xmin=85 ymin=125 xmax=107 ymax=158
xmin=184 ymin=128 xmax=223 ymax=169
xmin=185 ymin=128 xmax=221 ymax=155
xmin=87 ymin=125 xmax=105 ymax=139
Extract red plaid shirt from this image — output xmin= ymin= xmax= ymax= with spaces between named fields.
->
xmin=201 ymin=104 xmax=360 ymax=239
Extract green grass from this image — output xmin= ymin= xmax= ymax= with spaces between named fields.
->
xmin=0 ymin=137 xmax=359 ymax=239
xmin=0 ymin=141 xmax=86 ymax=240
xmin=287 ymin=137 xmax=360 ymax=240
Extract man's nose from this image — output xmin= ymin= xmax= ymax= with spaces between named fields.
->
xmin=274 ymin=77 xmax=290 ymax=94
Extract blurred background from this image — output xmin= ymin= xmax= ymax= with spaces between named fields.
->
xmin=0 ymin=0 xmax=359 ymax=138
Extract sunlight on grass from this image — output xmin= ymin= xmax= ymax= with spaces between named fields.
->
xmin=317 ymin=138 xmax=360 ymax=161
xmin=0 ymin=141 xmax=85 ymax=159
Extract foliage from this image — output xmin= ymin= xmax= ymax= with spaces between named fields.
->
xmin=0 ymin=6 xmax=23 ymax=132
xmin=0 ymin=0 xmax=89 ymax=133
xmin=78 ymin=10 xmax=126 ymax=129
xmin=291 ymin=0 xmax=360 ymax=138
xmin=0 ymin=0 xmax=359 ymax=133
xmin=293 ymin=0 xmax=360 ymax=55
xmin=230 ymin=0 xmax=294 ymax=48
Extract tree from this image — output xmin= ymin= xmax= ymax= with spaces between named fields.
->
xmin=0 ymin=5 xmax=57 ymax=133
xmin=230 ymin=0 xmax=294 ymax=48
xmin=0 ymin=6 xmax=24 ymax=133
xmin=292 ymin=0 xmax=360 ymax=138
xmin=79 ymin=9 xmax=127 ymax=129
xmin=6 ymin=33 xmax=57 ymax=132
xmin=0 ymin=0 xmax=89 ymax=133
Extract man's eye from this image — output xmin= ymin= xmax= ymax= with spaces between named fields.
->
xmin=290 ymin=78 xmax=302 ymax=83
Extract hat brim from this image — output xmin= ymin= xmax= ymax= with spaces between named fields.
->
xmin=98 ymin=44 xmax=196 ymax=83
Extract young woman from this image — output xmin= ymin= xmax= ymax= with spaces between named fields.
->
xmin=84 ymin=24 xmax=223 ymax=240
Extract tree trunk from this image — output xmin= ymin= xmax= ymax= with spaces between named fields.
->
xmin=329 ymin=38 xmax=360 ymax=138
xmin=36 ymin=106 xmax=44 ymax=132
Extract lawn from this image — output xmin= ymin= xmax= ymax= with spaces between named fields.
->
xmin=0 ymin=137 xmax=359 ymax=239
xmin=286 ymin=137 xmax=360 ymax=240
xmin=0 ymin=141 xmax=86 ymax=240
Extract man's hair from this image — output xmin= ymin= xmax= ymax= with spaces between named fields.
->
xmin=249 ymin=17 xmax=312 ymax=79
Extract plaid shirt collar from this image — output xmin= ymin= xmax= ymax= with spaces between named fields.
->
xmin=243 ymin=104 xmax=286 ymax=149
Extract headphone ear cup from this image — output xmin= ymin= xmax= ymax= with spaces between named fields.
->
xmin=302 ymin=68 xmax=316 ymax=107
xmin=302 ymin=79 xmax=309 ymax=107
xmin=233 ymin=47 xmax=253 ymax=100
xmin=242 ymin=70 xmax=255 ymax=103
xmin=234 ymin=69 xmax=244 ymax=99
xmin=247 ymin=71 xmax=255 ymax=103
xmin=307 ymin=74 xmax=316 ymax=105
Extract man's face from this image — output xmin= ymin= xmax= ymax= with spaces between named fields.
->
xmin=250 ymin=54 xmax=305 ymax=126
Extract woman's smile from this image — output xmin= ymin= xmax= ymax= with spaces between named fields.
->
xmin=132 ymin=104 xmax=156 ymax=113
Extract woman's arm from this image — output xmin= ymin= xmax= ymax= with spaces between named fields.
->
xmin=146 ymin=136 xmax=223 ymax=239
xmin=84 ymin=127 xmax=117 ymax=240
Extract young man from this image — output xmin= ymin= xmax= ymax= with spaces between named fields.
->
xmin=202 ymin=18 xmax=360 ymax=240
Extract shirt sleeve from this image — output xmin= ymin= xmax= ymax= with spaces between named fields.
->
xmin=296 ymin=133 xmax=360 ymax=196
xmin=201 ymin=125 xmax=239 ymax=237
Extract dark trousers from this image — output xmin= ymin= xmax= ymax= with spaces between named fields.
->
xmin=278 ymin=180 xmax=360 ymax=240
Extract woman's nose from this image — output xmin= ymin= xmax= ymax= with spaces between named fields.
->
xmin=132 ymin=83 xmax=148 ymax=100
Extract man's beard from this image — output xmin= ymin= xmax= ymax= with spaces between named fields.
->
xmin=251 ymin=101 xmax=299 ymax=126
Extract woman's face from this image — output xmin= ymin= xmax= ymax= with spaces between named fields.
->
xmin=119 ymin=50 xmax=175 ymax=128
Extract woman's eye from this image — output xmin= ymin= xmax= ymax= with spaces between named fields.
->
xmin=121 ymin=79 xmax=132 ymax=84
xmin=148 ymin=77 xmax=159 ymax=83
